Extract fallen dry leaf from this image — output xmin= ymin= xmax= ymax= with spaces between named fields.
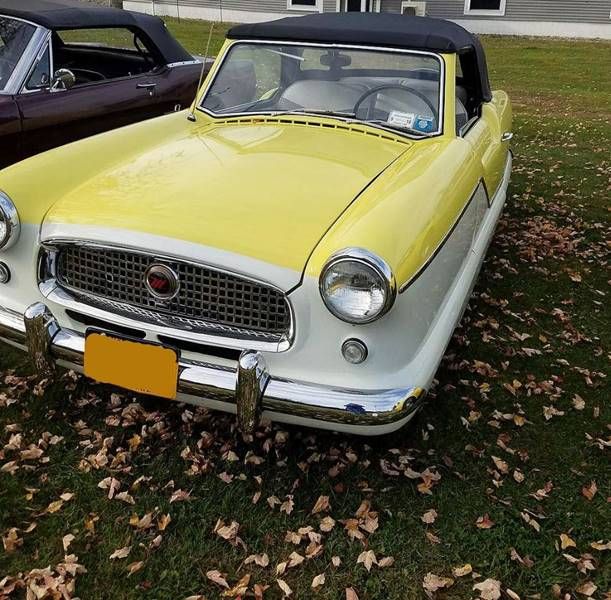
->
xmin=169 ymin=489 xmax=191 ymax=503
xmin=421 ymin=509 xmax=438 ymax=524
xmin=2 ymin=528 xmax=22 ymax=553
xmin=473 ymin=578 xmax=502 ymax=600
xmin=476 ymin=514 xmax=495 ymax=529
xmin=62 ymin=534 xmax=75 ymax=552
xmin=581 ymin=481 xmax=597 ymax=501
xmin=357 ymin=550 xmax=377 ymax=572
xmin=311 ymin=495 xmax=331 ymax=514
xmin=206 ymin=570 xmax=229 ymax=589
xmin=126 ymin=561 xmax=144 ymax=576
xmin=423 ymin=572 xmax=454 ymax=596
xmin=115 ymin=491 xmax=135 ymax=505
xmin=575 ymin=581 xmax=597 ymax=596
xmin=311 ymin=573 xmax=325 ymax=589
xmin=345 ymin=588 xmax=359 ymax=600
xmin=157 ymin=514 xmax=172 ymax=531
xmin=452 ymin=564 xmax=473 ymax=577
xmin=244 ymin=553 xmax=269 ymax=568
xmin=378 ymin=556 xmax=395 ymax=568
xmin=276 ymin=578 xmax=292 ymax=597
xmin=223 ymin=574 xmax=250 ymax=598
xmin=560 ymin=533 xmax=576 ymax=550
xmin=287 ymin=551 xmax=304 ymax=569
xmin=109 ymin=546 xmax=131 ymax=560
xmin=590 ymin=540 xmax=611 ymax=551
xmin=491 ymin=456 xmax=509 ymax=474
xmin=319 ymin=516 xmax=336 ymax=532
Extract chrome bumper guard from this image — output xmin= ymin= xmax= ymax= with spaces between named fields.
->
xmin=1 ymin=303 xmax=425 ymax=432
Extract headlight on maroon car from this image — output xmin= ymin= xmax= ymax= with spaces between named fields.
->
xmin=0 ymin=192 xmax=20 ymax=250
xmin=319 ymin=249 xmax=396 ymax=324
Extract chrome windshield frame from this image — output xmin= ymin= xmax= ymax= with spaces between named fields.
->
xmin=197 ymin=39 xmax=446 ymax=139
xmin=0 ymin=14 xmax=49 ymax=96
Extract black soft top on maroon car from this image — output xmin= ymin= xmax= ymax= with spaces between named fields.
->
xmin=0 ymin=0 xmax=192 ymax=63
xmin=230 ymin=12 xmax=492 ymax=102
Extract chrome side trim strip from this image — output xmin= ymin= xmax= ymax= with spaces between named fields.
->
xmin=398 ymin=151 xmax=512 ymax=294
xmin=0 ymin=303 xmax=425 ymax=429
xmin=166 ymin=59 xmax=203 ymax=68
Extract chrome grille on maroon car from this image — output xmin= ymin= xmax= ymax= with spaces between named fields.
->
xmin=53 ymin=244 xmax=292 ymax=342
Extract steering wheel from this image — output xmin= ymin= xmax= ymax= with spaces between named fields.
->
xmin=71 ymin=68 xmax=105 ymax=83
xmin=353 ymin=84 xmax=438 ymax=122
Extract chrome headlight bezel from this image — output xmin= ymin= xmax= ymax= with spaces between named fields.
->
xmin=0 ymin=192 xmax=20 ymax=251
xmin=319 ymin=248 xmax=397 ymax=324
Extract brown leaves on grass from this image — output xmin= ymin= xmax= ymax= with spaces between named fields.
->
xmin=473 ymin=578 xmax=502 ymax=599
xmin=109 ymin=546 xmax=131 ymax=560
xmin=213 ymin=519 xmax=246 ymax=550
xmin=420 ymin=509 xmax=438 ymax=524
xmin=476 ymin=514 xmax=495 ymax=529
xmin=2 ymin=528 xmax=23 ymax=553
xmin=311 ymin=495 xmax=331 ymax=514
xmin=206 ymin=570 xmax=229 ymax=589
xmin=581 ymin=481 xmax=597 ymax=501
xmin=422 ymin=572 xmax=454 ymax=596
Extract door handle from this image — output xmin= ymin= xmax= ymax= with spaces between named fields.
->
xmin=137 ymin=82 xmax=157 ymax=96
xmin=501 ymin=132 xmax=514 ymax=142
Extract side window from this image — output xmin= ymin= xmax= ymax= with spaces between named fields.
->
xmin=57 ymin=28 xmax=150 ymax=54
xmin=25 ymin=45 xmax=51 ymax=90
xmin=51 ymin=28 xmax=159 ymax=86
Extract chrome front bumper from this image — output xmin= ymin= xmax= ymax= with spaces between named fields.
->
xmin=0 ymin=302 xmax=425 ymax=433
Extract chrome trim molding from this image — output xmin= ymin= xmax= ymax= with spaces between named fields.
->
xmin=166 ymin=59 xmax=202 ymax=68
xmin=236 ymin=350 xmax=269 ymax=433
xmin=0 ymin=191 xmax=21 ymax=250
xmin=319 ymin=247 xmax=397 ymax=324
xmin=398 ymin=151 xmax=512 ymax=293
xmin=0 ymin=18 xmax=49 ymax=95
xmin=23 ymin=302 xmax=58 ymax=375
xmin=0 ymin=303 xmax=425 ymax=430
xmin=39 ymin=239 xmax=296 ymax=353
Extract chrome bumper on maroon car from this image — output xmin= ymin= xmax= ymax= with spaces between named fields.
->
xmin=0 ymin=302 xmax=425 ymax=432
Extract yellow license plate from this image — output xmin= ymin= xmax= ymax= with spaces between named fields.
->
xmin=84 ymin=333 xmax=179 ymax=400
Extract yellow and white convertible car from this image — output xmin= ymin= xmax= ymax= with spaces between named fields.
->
xmin=0 ymin=13 xmax=511 ymax=435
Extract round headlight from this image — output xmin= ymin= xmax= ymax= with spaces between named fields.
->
xmin=319 ymin=249 xmax=396 ymax=324
xmin=0 ymin=192 xmax=20 ymax=251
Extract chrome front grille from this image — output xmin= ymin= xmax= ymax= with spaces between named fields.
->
xmin=52 ymin=244 xmax=292 ymax=344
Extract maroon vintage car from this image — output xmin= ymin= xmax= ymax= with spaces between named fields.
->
xmin=0 ymin=0 xmax=206 ymax=168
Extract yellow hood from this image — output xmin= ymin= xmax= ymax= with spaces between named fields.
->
xmin=42 ymin=119 xmax=409 ymax=286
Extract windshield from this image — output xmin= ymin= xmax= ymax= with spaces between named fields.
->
xmin=200 ymin=42 xmax=443 ymax=136
xmin=0 ymin=16 xmax=36 ymax=92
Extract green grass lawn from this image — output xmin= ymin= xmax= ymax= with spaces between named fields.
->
xmin=1 ymin=20 xmax=610 ymax=600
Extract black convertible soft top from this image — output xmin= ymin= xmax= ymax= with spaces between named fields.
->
xmin=0 ymin=0 xmax=192 ymax=63
xmin=229 ymin=13 xmax=491 ymax=101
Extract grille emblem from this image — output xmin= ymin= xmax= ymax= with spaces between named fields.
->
xmin=144 ymin=264 xmax=179 ymax=301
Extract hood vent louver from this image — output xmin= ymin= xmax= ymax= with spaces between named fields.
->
xmin=217 ymin=116 xmax=412 ymax=146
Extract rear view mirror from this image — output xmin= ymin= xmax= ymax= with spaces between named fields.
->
xmin=51 ymin=68 xmax=76 ymax=92
xmin=320 ymin=52 xmax=352 ymax=68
